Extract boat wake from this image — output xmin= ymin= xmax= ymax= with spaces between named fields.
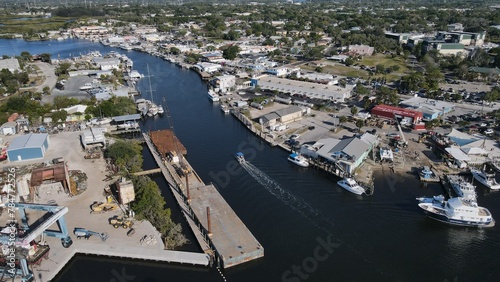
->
xmin=241 ymin=160 xmax=387 ymax=276
xmin=241 ymin=161 xmax=334 ymax=234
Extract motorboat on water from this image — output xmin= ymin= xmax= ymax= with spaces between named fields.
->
xmin=221 ymin=104 xmax=230 ymax=113
xmin=337 ymin=178 xmax=366 ymax=195
xmin=471 ymin=168 xmax=500 ymax=190
xmin=208 ymin=89 xmax=220 ymax=102
xmin=235 ymin=152 xmax=245 ymax=163
xmin=417 ymin=196 xmax=495 ymax=227
xmin=447 ymin=175 xmax=477 ymax=201
xmin=287 ymin=153 xmax=309 ymax=167
xmin=379 ymin=147 xmax=393 ymax=162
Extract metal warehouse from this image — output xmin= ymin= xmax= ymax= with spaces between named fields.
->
xmin=371 ymin=104 xmax=423 ymax=125
xmin=7 ymin=133 xmax=49 ymax=162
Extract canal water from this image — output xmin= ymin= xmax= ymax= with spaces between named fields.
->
xmin=2 ymin=39 xmax=500 ymax=282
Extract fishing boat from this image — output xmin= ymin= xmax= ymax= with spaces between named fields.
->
xmin=471 ymin=168 xmax=500 ymax=190
xmin=157 ymin=105 xmax=164 ymax=115
xmin=337 ymin=178 xmax=366 ymax=195
xmin=287 ymin=153 xmax=309 ymax=167
xmin=208 ymin=89 xmax=220 ymax=102
xmin=417 ymin=196 xmax=495 ymax=227
xmin=447 ymin=175 xmax=476 ymax=201
xmin=221 ymin=104 xmax=230 ymax=113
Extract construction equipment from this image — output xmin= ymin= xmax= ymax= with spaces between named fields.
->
xmin=73 ymin=228 xmax=109 ymax=241
xmin=90 ymin=201 xmax=118 ymax=214
xmin=109 ymin=216 xmax=134 ymax=229
xmin=393 ymin=113 xmax=408 ymax=148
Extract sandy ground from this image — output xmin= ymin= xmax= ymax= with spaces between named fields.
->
xmin=0 ymin=131 xmax=164 ymax=280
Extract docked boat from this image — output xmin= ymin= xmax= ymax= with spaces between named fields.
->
xmin=379 ymin=147 xmax=393 ymax=162
xmin=117 ymin=121 xmax=139 ymax=130
xmin=157 ymin=105 xmax=164 ymax=115
xmin=417 ymin=196 xmax=495 ymax=227
xmin=208 ymin=90 xmax=220 ymax=102
xmin=419 ymin=166 xmax=440 ymax=182
xmin=287 ymin=153 xmax=309 ymax=167
xmin=235 ymin=152 xmax=245 ymax=163
xmin=147 ymin=103 xmax=158 ymax=117
xmin=471 ymin=168 xmax=500 ymax=190
xmin=221 ymin=104 xmax=230 ymax=113
xmin=447 ymin=175 xmax=476 ymax=201
xmin=416 ymin=194 xmax=445 ymax=204
xmin=337 ymin=178 xmax=366 ymax=195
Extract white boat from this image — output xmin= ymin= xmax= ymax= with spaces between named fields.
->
xmin=471 ymin=168 xmax=500 ymax=190
xmin=447 ymin=175 xmax=476 ymax=201
xmin=157 ymin=105 xmax=164 ymax=115
xmin=208 ymin=90 xmax=220 ymax=102
xmin=419 ymin=166 xmax=440 ymax=182
xmin=96 ymin=117 xmax=112 ymax=125
xmin=287 ymin=153 xmax=309 ymax=167
xmin=379 ymin=147 xmax=393 ymax=162
xmin=147 ymin=103 xmax=158 ymax=117
xmin=235 ymin=152 xmax=245 ymax=163
xmin=417 ymin=196 xmax=495 ymax=227
xmin=337 ymin=178 xmax=366 ymax=195
xmin=117 ymin=121 xmax=139 ymax=130
xmin=221 ymin=104 xmax=230 ymax=113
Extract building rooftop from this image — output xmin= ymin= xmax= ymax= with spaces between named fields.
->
xmin=400 ymin=97 xmax=455 ymax=114
xmin=8 ymin=133 xmax=48 ymax=150
xmin=113 ymin=114 xmax=141 ymax=123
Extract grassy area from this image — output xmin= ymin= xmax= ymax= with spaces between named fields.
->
xmin=0 ymin=16 xmax=73 ymax=36
xmin=360 ymin=54 xmax=409 ymax=73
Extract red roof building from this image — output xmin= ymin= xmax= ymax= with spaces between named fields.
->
xmin=371 ymin=104 xmax=423 ymax=124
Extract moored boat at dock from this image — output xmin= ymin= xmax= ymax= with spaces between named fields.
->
xmin=471 ymin=168 xmax=500 ymax=190
xmin=221 ymin=104 xmax=230 ymax=113
xmin=208 ymin=89 xmax=220 ymax=102
xmin=337 ymin=178 xmax=366 ymax=195
xmin=417 ymin=196 xmax=495 ymax=227
xmin=287 ymin=153 xmax=309 ymax=167
xmin=447 ymin=174 xmax=476 ymax=201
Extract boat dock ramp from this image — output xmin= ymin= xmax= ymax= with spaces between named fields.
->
xmin=143 ymin=132 xmax=264 ymax=268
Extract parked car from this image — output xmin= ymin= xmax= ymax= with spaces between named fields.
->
xmin=484 ymin=128 xmax=494 ymax=135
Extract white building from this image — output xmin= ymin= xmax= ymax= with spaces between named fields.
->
xmin=0 ymin=58 xmax=21 ymax=72
xmin=0 ymin=122 xmax=17 ymax=135
xmin=92 ymin=57 xmax=121 ymax=71
xmin=194 ymin=62 xmax=222 ymax=73
xmin=213 ymin=75 xmax=236 ymax=92
xmin=254 ymin=75 xmax=354 ymax=102
xmin=265 ymin=66 xmax=290 ymax=76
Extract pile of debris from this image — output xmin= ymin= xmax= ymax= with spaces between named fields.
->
xmin=69 ymin=170 xmax=88 ymax=195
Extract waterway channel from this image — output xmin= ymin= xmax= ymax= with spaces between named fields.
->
xmin=1 ymin=39 xmax=500 ymax=282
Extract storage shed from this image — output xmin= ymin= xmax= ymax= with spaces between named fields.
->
xmin=7 ymin=133 xmax=49 ymax=162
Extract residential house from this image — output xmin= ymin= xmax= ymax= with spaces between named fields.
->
xmin=385 ymin=32 xmax=410 ymax=44
xmin=467 ymin=67 xmax=500 ymax=80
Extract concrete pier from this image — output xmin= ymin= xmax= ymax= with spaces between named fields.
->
xmin=143 ymin=132 xmax=264 ymax=268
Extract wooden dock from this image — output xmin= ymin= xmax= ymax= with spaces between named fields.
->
xmin=133 ymin=168 xmax=162 ymax=176
xmin=143 ymin=133 xmax=264 ymax=268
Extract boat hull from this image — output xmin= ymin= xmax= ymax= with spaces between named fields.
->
xmin=420 ymin=207 xmax=495 ymax=227
xmin=337 ymin=181 xmax=365 ymax=195
xmin=287 ymin=158 xmax=309 ymax=167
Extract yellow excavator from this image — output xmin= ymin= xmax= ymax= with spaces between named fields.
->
xmin=90 ymin=201 xmax=118 ymax=214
